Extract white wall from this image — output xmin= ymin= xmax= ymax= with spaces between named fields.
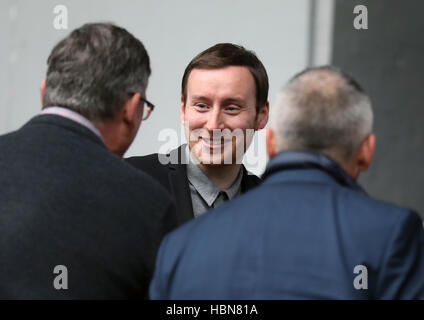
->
xmin=1 ymin=0 xmax=310 ymax=175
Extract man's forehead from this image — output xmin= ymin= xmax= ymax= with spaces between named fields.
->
xmin=189 ymin=65 xmax=253 ymax=81
xmin=186 ymin=66 xmax=256 ymax=97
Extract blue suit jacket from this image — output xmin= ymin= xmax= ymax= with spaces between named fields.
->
xmin=149 ymin=151 xmax=424 ymax=299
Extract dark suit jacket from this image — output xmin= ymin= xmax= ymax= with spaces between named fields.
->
xmin=0 ymin=114 xmax=177 ymax=299
xmin=149 ymin=150 xmax=424 ymax=299
xmin=126 ymin=145 xmax=261 ymax=226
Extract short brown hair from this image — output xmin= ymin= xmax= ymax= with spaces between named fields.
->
xmin=181 ymin=43 xmax=269 ymax=112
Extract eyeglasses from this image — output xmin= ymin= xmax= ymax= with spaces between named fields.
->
xmin=128 ymin=92 xmax=155 ymax=120
xmin=139 ymin=96 xmax=155 ymax=120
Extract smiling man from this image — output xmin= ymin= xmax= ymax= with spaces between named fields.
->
xmin=149 ymin=66 xmax=424 ymax=300
xmin=127 ymin=43 xmax=269 ymax=225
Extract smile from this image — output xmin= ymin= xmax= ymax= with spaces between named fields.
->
xmin=201 ymin=138 xmax=232 ymax=149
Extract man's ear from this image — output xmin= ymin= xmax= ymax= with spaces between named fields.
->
xmin=355 ymin=133 xmax=376 ymax=173
xmin=40 ymin=80 xmax=46 ymax=105
xmin=266 ymin=127 xmax=276 ymax=159
xmin=180 ymin=96 xmax=186 ymax=124
xmin=123 ymin=92 xmax=142 ymax=127
xmin=256 ymin=101 xmax=269 ymax=130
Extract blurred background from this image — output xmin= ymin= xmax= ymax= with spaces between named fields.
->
xmin=1 ymin=0 xmax=423 ymax=217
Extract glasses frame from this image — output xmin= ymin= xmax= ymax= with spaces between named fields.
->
xmin=128 ymin=92 xmax=155 ymax=120
xmin=139 ymin=96 xmax=155 ymax=120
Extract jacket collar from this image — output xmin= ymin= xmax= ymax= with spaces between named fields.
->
xmin=27 ymin=114 xmax=106 ymax=148
xmin=262 ymin=150 xmax=365 ymax=194
xmin=40 ymin=107 xmax=104 ymax=144
xmin=165 ymin=145 xmax=261 ymax=224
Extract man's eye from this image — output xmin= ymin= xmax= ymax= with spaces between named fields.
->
xmin=225 ymin=106 xmax=240 ymax=112
xmin=194 ymin=104 xmax=209 ymax=110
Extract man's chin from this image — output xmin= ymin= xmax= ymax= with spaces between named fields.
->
xmin=195 ymin=153 xmax=243 ymax=166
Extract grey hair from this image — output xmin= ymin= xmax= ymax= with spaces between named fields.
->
xmin=270 ymin=66 xmax=373 ymax=162
xmin=43 ymin=23 xmax=151 ymax=121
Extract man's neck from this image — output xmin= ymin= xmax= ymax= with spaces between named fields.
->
xmin=96 ymin=120 xmax=127 ymax=157
xmin=198 ymin=163 xmax=242 ymax=190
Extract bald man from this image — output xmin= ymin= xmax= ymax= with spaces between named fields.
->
xmin=149 ymin=66 xmax=424 ymax=299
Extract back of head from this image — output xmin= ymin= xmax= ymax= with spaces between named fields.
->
xmin=43 ymin=23 xmax=150 ymax=121
xmin=181 ymin=43 xmax=269 ymax=111
xmin=271 ymin=66 xmax=373 ymax=164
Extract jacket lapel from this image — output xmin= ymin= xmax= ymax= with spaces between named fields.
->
xmin=165 ymin=147 xmax=261 ymax=226
xmin=240 ymin=165 xmax=262 ymax=193
xmin=167 ymin=146 xmax=194 ymax=225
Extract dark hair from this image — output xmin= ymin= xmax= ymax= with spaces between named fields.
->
xmin=43 ymin=23 xmax=151 ymax=121
xmin=181 ymin=43 xmax=269 ymax=112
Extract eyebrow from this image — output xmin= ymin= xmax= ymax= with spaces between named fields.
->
xmin=189 ymin=96 xmax=246 ymax=106
xmin=222 ymin=98 xmax=246 ymax=106
xmin=189 ymin=96 xmax=212 ymax=103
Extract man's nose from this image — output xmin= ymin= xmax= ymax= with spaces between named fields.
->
xmin=205 ymin=107 xmax=225 ymax=131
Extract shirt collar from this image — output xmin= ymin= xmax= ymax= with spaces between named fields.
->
xmin=185 ymin=145 xmax=243 ymax=206
xmin=40 ymin=106 xmax=105 ymax=144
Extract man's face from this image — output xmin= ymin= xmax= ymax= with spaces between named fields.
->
xmin=181 ymin=66 xmax=268 ymax=165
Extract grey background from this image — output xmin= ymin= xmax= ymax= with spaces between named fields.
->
xmin=1 ymin=0 xmax=422 ymax=217
xmin=332 ymin=0 xmax=424 ymax=217
xmin=0 ymin=0 xmax=310 ymax=176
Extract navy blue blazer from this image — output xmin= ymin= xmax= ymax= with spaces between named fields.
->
xmin=149 ymin=150 xmax=424 ymax=299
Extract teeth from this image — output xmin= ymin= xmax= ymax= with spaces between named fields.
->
xmin=201 ymin=138 xmax=232 ymax=149
xmin=203 ymin=138 xmax=232 ymax=144
xmin=203 ymin=139 xmax=223 ymax=144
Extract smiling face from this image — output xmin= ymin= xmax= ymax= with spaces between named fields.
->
xmin=181 ymin=66 xmax=268 ymax=166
